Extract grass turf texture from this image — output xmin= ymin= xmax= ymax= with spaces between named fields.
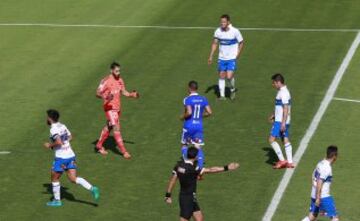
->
xmin=0 ymin=1 xmax=360 ymax=220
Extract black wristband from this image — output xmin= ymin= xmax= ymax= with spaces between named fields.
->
xmin=165 ymin=192 xmax=171 ymax=198
xmin=224 ymin=165 xmax=229 ymax=171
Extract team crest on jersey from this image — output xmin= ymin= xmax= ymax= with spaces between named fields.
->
xmin=177 ymin=167 xmax=186 ymax=174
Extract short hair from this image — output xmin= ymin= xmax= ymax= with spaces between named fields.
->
xmin=188 ymin=80 xmax=198 ymax=90
xmin=187 ymin=147 xmax=199 ymax=159
xmin=271 ymin=73 xmax=285 ymax=84
xmin=221 ymin=14 xmax=230 ymax=21
xmin=110 ymin=62 xmax=121 ymax=70
xmin=47 ymin=109 xmax=60 ymax=122
xmin=326 ymin=145 xmax=338 ymax=159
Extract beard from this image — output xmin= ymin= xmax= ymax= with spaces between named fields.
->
xmin=47 ymin=120 xmax=51 ymax=125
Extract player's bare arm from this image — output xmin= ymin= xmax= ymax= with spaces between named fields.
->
xmin=203 ymin=105 xmax=212 ymax=118
xmin=268 ymin=113 xmax=275 ymax=123
xmin=180 ymin=105 xmax=192 ymax=120
xmin=201 ymin=162 xmax=239 ymax=174
xmin=165 ymin=175 xmax=177 ymax=204
xmin=236 ymin=41 xmax=244 ymax=59
xmin=315 ymin=179 xmax=324 ymax=207
xmin=121 ymin=88 xmax=140 ymax=98
xmin=44 ymin=137 xmax=63 ymax=149
xmin=281 ymin=104 xmax=289 ymax=132
xmin=208 ymin=38 xmax=218 ymax=65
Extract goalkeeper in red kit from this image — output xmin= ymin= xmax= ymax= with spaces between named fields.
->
xmin=96 ymin=62 xmax=139 ymax=159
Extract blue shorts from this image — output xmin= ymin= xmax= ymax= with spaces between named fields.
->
xmin=181 ymin=127 xmax=204 ymax=145
xmin=52 ymin=157 xmax=77 ymax=173
xmin=270 ymin=122 xmax=290 ymax=138
xmin=217 ymin=59 xmax=237 ymax=72
xmin=309 ymin=197 xmax=338 ymax=218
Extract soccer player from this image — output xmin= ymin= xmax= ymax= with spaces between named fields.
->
xmin=165 ymin=147 xmax=239 ymax=221
xmin=268 ymin=73 xmax=294 ymax=169
xmin=302 ymin=145 xmax=339 ymax=221
xmin=180 ymin=81 xmax=212 ymax=169
xmin=96 ymin=62 xmax=139 ymax=158
xmin=43 ymin=109 xmax=99 ymax=207
xmin=208 ymin=14 xmax=244 ymax=100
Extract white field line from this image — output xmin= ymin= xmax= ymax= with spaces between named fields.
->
xmin=262 ymin=31 xmax=360 ymax=221
xmin=0 ymin=151 xmax=11 ymax=155
xmin=0 ymin=23 xmax=359 ymax=32
xmin=333 ymin=97 xmax=360 ymax=103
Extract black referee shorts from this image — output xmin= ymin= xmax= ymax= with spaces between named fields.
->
xmin=179 ymin=194 xmax=201 ymax=220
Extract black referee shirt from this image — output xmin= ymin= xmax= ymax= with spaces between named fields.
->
xmin=172 ymin=160 xmax=202 ymax=195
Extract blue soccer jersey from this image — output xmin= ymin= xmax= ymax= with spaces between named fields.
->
xmin=181 ymin=93 xmax=209 ymax=145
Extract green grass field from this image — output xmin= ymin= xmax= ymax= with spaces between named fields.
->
xmin=1 ymin=1 xmax=360 ymax=220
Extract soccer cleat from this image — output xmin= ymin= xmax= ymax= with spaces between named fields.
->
xmin=97 ymin=147 xmax=108 ymax=155
xmin=286 ymin=162 xmax=295 ymax=168
xmin=273 ymin=160 xmax=288 ymax=169
xmin=91 ymin=186 xmax=100 ymax=202
xmin=230 ymin=89 xmax=236 ymax=100
xmin=46 ymin=200 xmax=63 ymax=207
xmin=123 ymin=152 xmax=131 ymax=159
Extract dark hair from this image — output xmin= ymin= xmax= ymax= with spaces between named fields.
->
xmin=188 ymin=80 xmax=198 ymax=90
xmin=47 ymin=109 xmax=60 ymax=122
xmin=110 ymin=62 xmax=121 ymax=70
xmin=187 ymin=147 xmax=199 ymax=159
xmin=326 ymin=145 xmax=338 ymax=159
xmin=221 ymin=14 xmax=230 ymax=21
xmin=271 ymin=73 xmax=285 ymax=84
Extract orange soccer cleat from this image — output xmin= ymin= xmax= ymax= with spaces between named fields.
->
xmin=273 ymin=160 xmax=288 ymax=169
xmin=286 ymin=162 xmax=296 ymax=168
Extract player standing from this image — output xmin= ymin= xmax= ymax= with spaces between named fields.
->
xmin=302 ymin=145 xmax=339 ymax=221
xmin=180 ymin=81 xmax=212 ymax=169
xmin=44 ymin=109 xmax=99 ymax=207
xmin=208 ymin=14 xmax=244 ymax=100
xmin=268 ymin=73 xmax=294 ymax=169
xmin=96 ymin=62 xmax=139 ymax=158
xmin=165 ymin=147 xmax=239 ymax=221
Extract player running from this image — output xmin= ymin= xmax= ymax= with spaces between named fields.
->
xmin=208 ymin=14 xmax=244 ymax=100
xmin=165 ymin=147 xmax=239 ymax=221
xmin=302 ymin=145 xmax=339 ymax=221
xmin=180 ymin=81 xmax=212 ymax=169
xmin=268 ymin=73 xmax=294 ymax=169
xmin=96 ymin=62 xmax=139 ymax=158
xmin=44 ymin=109 xmax=99 ymax=207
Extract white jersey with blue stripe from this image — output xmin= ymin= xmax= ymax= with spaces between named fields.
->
xmin=50 ymin=122 xmax=75 ymax=159
xmin=311 ymin=159 xmax=333 ymax=198
xmin=214 ymin=25 xmax=243 ymax=60
xmin=274 ymin=85 xmax=291 ymax=124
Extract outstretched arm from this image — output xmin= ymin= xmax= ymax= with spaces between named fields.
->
xmin=121 ymin=88 xmax=140 ymax=98
xmin=201 ymin=162 xmax=239 ymax=174
xmin=164 ymin=175 xmax=177 ymax=204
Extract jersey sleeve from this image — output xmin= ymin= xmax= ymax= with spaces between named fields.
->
xmin=97 ymin=77 xmax=108 ymax=95
xmin=203 ymin=97 xmax=209 ymax=107
xmin=50 ymin=127 xmax=60 ymax=141
xmin=172 ymin=165 xmax=178 ymax=177
xmin=318 ymin=165 xmax=331 ymax=181
xmin=235 ymin=29 xmax=244 ymax=43
xmin=120 ymin=78 xmax=126 ymax=91
xmin=64 ymin=126 xmax=71 ymax=136
xmin=214 ymin=29 xmax=220 ymax=39
xmin=183 ymin=97 xmax=191 ymax=106
xmin=280 ymin=91 xmax=291 ymax=105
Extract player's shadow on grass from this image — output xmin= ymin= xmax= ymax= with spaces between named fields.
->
xmin=205 ymin=85 xmax=232 ymax=98
xmin=262 ymin=147 xmax=278 ymax=165
xmin=42 ymin=183 xmax=98 ymax=207
xmin=91 ymin=137 xmax=135 ymax=155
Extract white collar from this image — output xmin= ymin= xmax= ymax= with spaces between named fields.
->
xmin=184 ymin=160 xmax=194 ymax=165
xmin=279 ymin=85 xmax=287 ymax=90
xmin=189 ymin=92 xmax=199 ymax=96
xmin=51 ymin=122 xmax=60 ymax=128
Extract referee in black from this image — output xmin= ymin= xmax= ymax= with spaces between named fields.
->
xmin=164 ymin=147 xmax=239 ymax=221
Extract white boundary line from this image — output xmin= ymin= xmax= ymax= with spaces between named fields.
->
xmin=0 ymin=151 xmax=11 ymax=155
xmin=0 ymin=23 xmax=359 ymax=32
xmin=333 ymin=97 xmax=360 ymax=103
xmin=262 ymin=31 xmax=360 ymax=221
